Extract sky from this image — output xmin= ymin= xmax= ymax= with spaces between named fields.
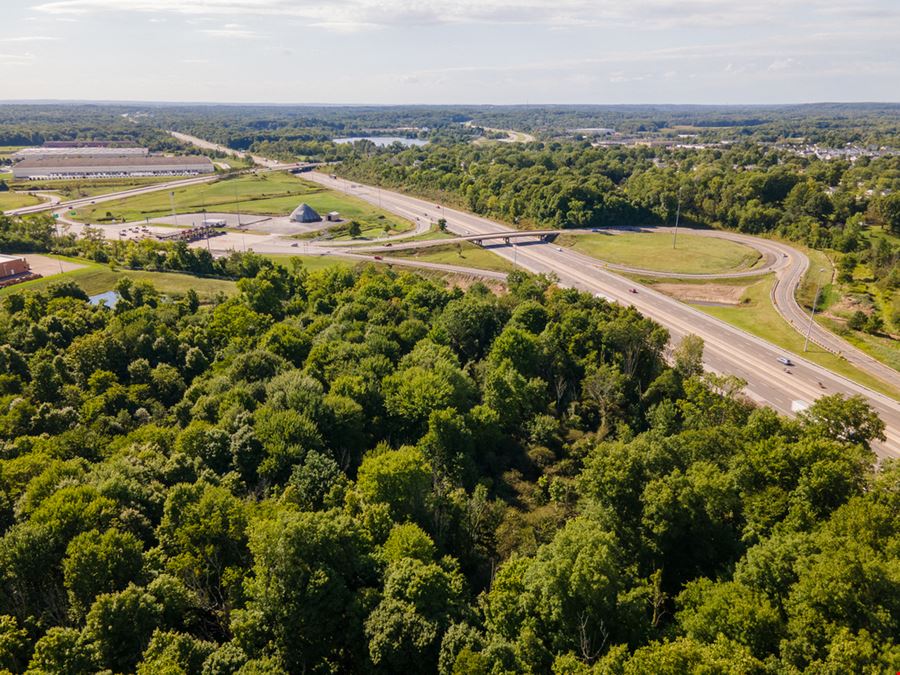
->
xmin=1 ymin=0 xmax=898 ymax=104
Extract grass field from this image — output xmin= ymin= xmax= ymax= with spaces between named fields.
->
xmin=0 ymin=191 xmax=44 ymax=210
xmin=264 ymin=254 xmax=356 ymax=272
xmin=557 ymin=231 xmax=763 ymax=275
xmin=70 ymin=172 xmax=413 ymax=235
xmin=0 ymin=256 xmax=236 ymax=300
xmin=666 ymin=274 xmax=900 ymax=399
xmin=387 ymin=242 xmax=515 ymax=273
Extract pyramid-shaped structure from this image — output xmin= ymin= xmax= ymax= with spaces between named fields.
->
xmin=290 ymin=203 xmax=321 ymax=223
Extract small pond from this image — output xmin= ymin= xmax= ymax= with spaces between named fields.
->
xmin=88 ymin=290 xmax=119 ymax=308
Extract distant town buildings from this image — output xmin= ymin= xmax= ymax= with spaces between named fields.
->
xmin=773 ymin=143 xmax=898 ymax=161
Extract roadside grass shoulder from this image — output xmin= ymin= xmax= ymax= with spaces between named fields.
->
xmin=11 ymin=176 xmax=179 ymax=199
xmin=0 ymin=191 xmax=43 ymax=210
xmin=385 ymin=241 xmax=515 ymax=273
xmin=263 ymin=254 xmax=356 ymax=272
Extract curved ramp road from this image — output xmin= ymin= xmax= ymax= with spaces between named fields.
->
xmin=303 ymin=172 xmax=900 ymax=457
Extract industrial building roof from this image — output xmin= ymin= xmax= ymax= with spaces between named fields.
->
xmin=12 ymin=147 xmax=150 ymax=159
xmin=0 ymin=254 xmax=25 ymax=263
xmin=14 ymin=155 xmax=213 ymax=168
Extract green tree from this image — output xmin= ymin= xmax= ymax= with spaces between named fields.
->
xmin=83 ymin=585 xmax=163 ymax=673
xmin=156 ymin=483 xmax=249 ymax=624
xmin=238 ymin=509 xmax=376 ymax=672
xmin=26 ymin=627 xmax=99 ymax=675
xmin=799 ymin=394 xmax=885 ymax=448
xmin=673 ymin=334 xmax=704 ymax=378
xmin=356 ymin=446 xmax=433 ymax=523
xmin=63 ymin=528 xmax=145 ymax=620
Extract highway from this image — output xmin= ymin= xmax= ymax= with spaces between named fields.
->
xmin=5 ymin=157 xmax=897 ymax=454
xmin=302 ymin=172 xmax=900 ymax=457
xmin=168 ymin=131 xmax=285 ymax=169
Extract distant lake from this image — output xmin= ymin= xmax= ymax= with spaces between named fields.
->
xmin=333 ymin=136 xmax=428 ymax=147
xmin=88 ymin=290 xmax=119 ymax=308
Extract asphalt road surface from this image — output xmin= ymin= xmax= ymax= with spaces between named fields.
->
xmin=304 ymin=172 xmax=900 ymax=457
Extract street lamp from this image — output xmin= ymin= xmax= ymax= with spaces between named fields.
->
xmin=803 ymin=268 xmax=826 ymax=352
xmin=672 ymin=186 xmax=682 ymax=250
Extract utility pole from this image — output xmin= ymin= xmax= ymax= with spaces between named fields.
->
xmin=234 ymin=185 xmax=242 ymax=227
xmin=673 ymin=187 xmax=682 ymax=249
xmin=803 ymin=268 xmax=826 ymax=352
xmin=170 ymin=191 xmax=178 ymax=227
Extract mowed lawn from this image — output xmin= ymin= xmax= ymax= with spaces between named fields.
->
xmin=559 ymin=231 xmax=763 ymax=275
xmin=264 ymin=254 xmax=356 ymax=272
xmin=0 ymin=257 xmax=236 ymax=300
xmin=71 ymin=172 xmax=413 ymax=234
xmin=0 ymin=191 xmax=44 ymax=210
xmin=688 ymin=275 xmax=900 ymax=400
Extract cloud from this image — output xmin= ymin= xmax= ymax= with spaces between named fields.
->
xmin=0 ymin=35 xmax=60 ymax=41
xmin=30 ymin=0 xmax=899 ymax=32
xmin=0 ymin=52 xmax=36 ymax=65
xmin=200 ymin=23 xmax=260 ymax=38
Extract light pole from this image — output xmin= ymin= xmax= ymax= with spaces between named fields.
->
xmin=803 ymin=268 xmax=826 ymax=352
xmin=170 ymin=191 xmax=178 ymax=227
xmin=513 ymin=244 xmax=518 ymax=268
xmin=672 ymin=187 xmax=682 ymax=249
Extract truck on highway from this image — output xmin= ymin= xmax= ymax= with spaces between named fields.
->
xmin=791 ymin=400 xmax=810 ymax=414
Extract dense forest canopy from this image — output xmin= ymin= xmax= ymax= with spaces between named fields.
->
xmin=0 ymin=248 xmax=894 ymax=672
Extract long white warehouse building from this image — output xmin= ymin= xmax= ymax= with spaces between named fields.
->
xmin=13 ymin=155 xmax=215 ymax=179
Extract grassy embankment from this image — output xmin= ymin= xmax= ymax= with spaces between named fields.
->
xmin=10 ymin=176 xmax=180 ymax=200
xmin=0 ymin=191 xmax=44 ymax=210
xmin=795 ymin=237 xmax=898 ymax=373
xmin=0 ymin=255 xmax=236 ymax=300
xmin=70 ymin=173 xmax=413 ymax=237
xmin=557 ymin=231 xmax=764 ymax=275
xmin=384 ymin=241 xmax=515 ymax=274
xmin=636 ymin=272 xmax=900 ymax=400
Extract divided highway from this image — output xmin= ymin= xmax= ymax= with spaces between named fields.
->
xmin=4 ymin=156 xmax=897 ymax=454
xmin=304 ymin=172 xmax=900 ymax=457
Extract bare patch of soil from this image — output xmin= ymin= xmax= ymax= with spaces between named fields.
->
xmin=655 ymin=283 xmax=747 ymax=305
